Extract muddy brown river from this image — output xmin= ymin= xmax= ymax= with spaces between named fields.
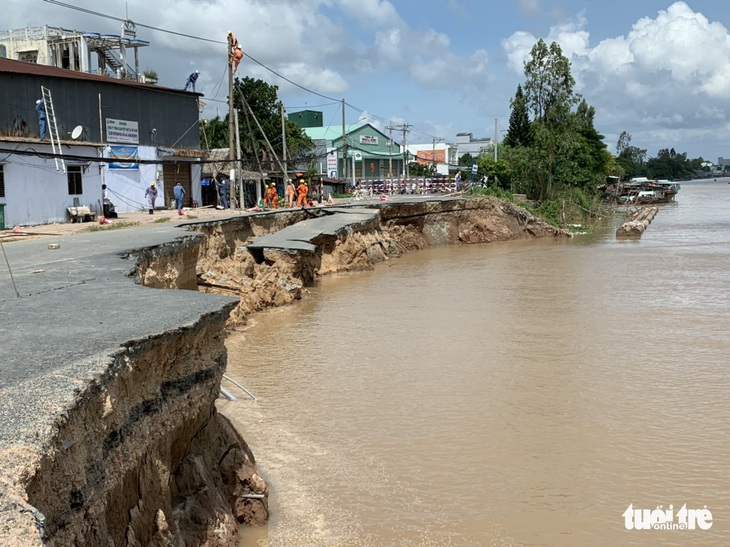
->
xmin=220 ymin=180 xmax=730 ymax=546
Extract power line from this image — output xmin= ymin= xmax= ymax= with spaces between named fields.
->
xmin=43 ymin=1 xmax=344 ymax=103
xmin=43 ymin=0 xmax=224 ymax=44
xmin=43 ymin=1 xmax=447 ymax=146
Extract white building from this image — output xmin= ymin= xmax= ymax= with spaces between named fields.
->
xmin=455 ymin=132 xmax=494 ymax=162
xmin=405 ymin=143 xmax=457 ymax=176
xmin=0 ymin=57 xmax=202 ymax=228
xmin=0 ymin=24 xmax=150 ymax=81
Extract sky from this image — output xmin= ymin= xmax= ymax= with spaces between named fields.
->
xmin=7 ymin=0 xmax=730 ymax=161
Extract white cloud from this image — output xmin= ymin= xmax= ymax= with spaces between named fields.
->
xmin=10 ymin=0 xmax=730 ymax=156
xmin=502 ymin=31 xmax=539 ymax=75
xmin=502 ymin=2 xmax=730 ymax=156
xmin=338 ymin=0 xmax=401 ymax=27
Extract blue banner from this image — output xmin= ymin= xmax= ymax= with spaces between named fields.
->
xmin=109 ymin=145 xmax=139 ymax=169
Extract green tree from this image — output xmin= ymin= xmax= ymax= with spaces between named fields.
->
xmin=200 ymin=116 xmax=228 ymax=149
xmin=408 ymin=162 xmax=436 ymax=177
xmin=523 ymin=39 xmax=579 ymax=125
xmin=614 ymin=131 xmax=647 ymax=179
xmin=458 ymin=153 xmax=474 ymax=167
xmin=232 ymin=77 xmax=314 ymax=169
xmin=567 ymin=99 xmax=610 ymax=188
xmin=475 ymin=154 xmax=511 ymax=189
xmin=503 ymin=84 xmax=533 ymax=148
xmin=647 ymin=148 xmax=695 ymax=180
xmin=616 ymin=131 xmax=631 ymax=157
xmin=521 ymin=39 xmax=582 ymax=200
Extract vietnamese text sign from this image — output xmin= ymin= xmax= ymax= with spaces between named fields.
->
xmin=416 ymin=150 xmax=445 ymax=165
xmin=105 ymin=118 xmax=139 ymax=144
xmin=327 ymin=147 xmax=338 ymax=179
xmin=359 ymin=135 xmax=378 ymax=145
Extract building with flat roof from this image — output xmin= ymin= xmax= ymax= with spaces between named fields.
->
xmin=0 ymin=57 xmax=202 ymax=227
xmin=455 ymin=132 xmax=493 ymax=161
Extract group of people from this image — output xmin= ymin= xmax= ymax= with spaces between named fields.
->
xmin=141 ymin=175 xmax=318 ymax=215
xmin=143 ymin=180 xmax=187 ymax=215
xmin=263 ymin=177 xmax=312 ymax=209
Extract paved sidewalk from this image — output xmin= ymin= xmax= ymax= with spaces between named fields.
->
xmin=0 ymin=206 xmax=257 ymax=241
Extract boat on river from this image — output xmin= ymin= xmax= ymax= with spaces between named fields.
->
xmin=600 ymin=177 xmax=681 ymax=204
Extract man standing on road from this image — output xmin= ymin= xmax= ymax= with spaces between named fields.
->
xmin=216 ymin=178 xmax=230 ymax=209
xmin=173 ymin=181 xmax=186 ymax=215
xmin=145 ymin=181 xmax=158 ymax=214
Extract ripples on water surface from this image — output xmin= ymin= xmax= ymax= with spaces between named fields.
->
xmin=220 ymin=181 xmax=730 ymax=546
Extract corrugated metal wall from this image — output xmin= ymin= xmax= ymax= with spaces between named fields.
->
xmin=0 ymin=72 xmax=200 ymax=148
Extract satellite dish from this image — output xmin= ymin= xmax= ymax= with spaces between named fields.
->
xmin=71 ymin=125 xmax=83 ymax=140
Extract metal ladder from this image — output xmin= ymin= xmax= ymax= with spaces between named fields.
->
xmin=40 ymin=86 xmax=65 ymax=172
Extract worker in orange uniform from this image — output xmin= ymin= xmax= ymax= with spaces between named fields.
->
xmin=268 ymin=182 xmax=278 ymax=209
xmin=296 ymin=178 xmax=309 ymax=207
xmin=227 ymin=30 xmax=243 ymax=73
xmin=262 ymin=183 xmax=271 ymax=208
xmin=286 ymin=179 xmax=295 ymax=208
xmin=231 ymin=46 xmax=244 ymax=73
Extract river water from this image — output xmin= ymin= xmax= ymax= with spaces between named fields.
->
xmin=220 ymin=179 xmax=730 ymax=546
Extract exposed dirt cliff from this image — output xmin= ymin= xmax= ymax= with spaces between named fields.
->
xmin=192 ymin=197 xmax=567 ymax=328
xmin=17 ymin=309 xmax=267 ymax=547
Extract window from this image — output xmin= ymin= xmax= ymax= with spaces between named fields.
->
xmin=0 ymin=165 xmax=5 ymax=197
xmin=18 ymin=51 xmax=38 ymax=63
xmin=67 ymin=165 xmax=83 ymax=195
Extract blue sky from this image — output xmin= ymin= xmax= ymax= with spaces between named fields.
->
xmin=8 ymin=1 xmax=730 ymax=161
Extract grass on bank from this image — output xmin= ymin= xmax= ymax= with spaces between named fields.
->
xmin=472 ymin=186 xmax=611 ymax=232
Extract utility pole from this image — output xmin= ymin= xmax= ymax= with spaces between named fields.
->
xmin=235 ymin=109 xmax=242 ymax=208
xmin=386 ymin=123 xmax=396 ymax=178
xmin=494 ymin=118 xmax=498 ymax=162
xmin=280 ymin=102 xmax=288 ymax=184
xmin=227 ymin=33 xmax=235 ymax=170
xmin=400 ymin=122 xmax=412 ymax=178
xmin=432 ymin=136 xmax=443 ymax=175
xmin=341 ymin=98 xmax=347 ymax=183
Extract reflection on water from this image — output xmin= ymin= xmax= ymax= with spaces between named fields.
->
xmin=220 ymin=181 xmax=730 ymax=546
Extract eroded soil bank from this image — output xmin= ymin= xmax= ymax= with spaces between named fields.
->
xmin=191 ymin=198 xmax=567 ymax=328
xmin=1 ymin=197 xmax=565 ymax=546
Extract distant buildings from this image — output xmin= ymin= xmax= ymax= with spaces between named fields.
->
xmin=455 ymin=132 xmax=494 ymax=161
xmin=715 ymin=158 xmax=730 ymax=172
xmin=290 ymin=109 xmax=472 ymax=179
xmin=291 ymin=110 xmax=405 ymax=181
xmin=405 ymin=144 xmax=457 ymax=177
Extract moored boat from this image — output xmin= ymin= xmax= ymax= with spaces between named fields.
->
xmin=600 ymin=177 xmax=680 ymax=204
